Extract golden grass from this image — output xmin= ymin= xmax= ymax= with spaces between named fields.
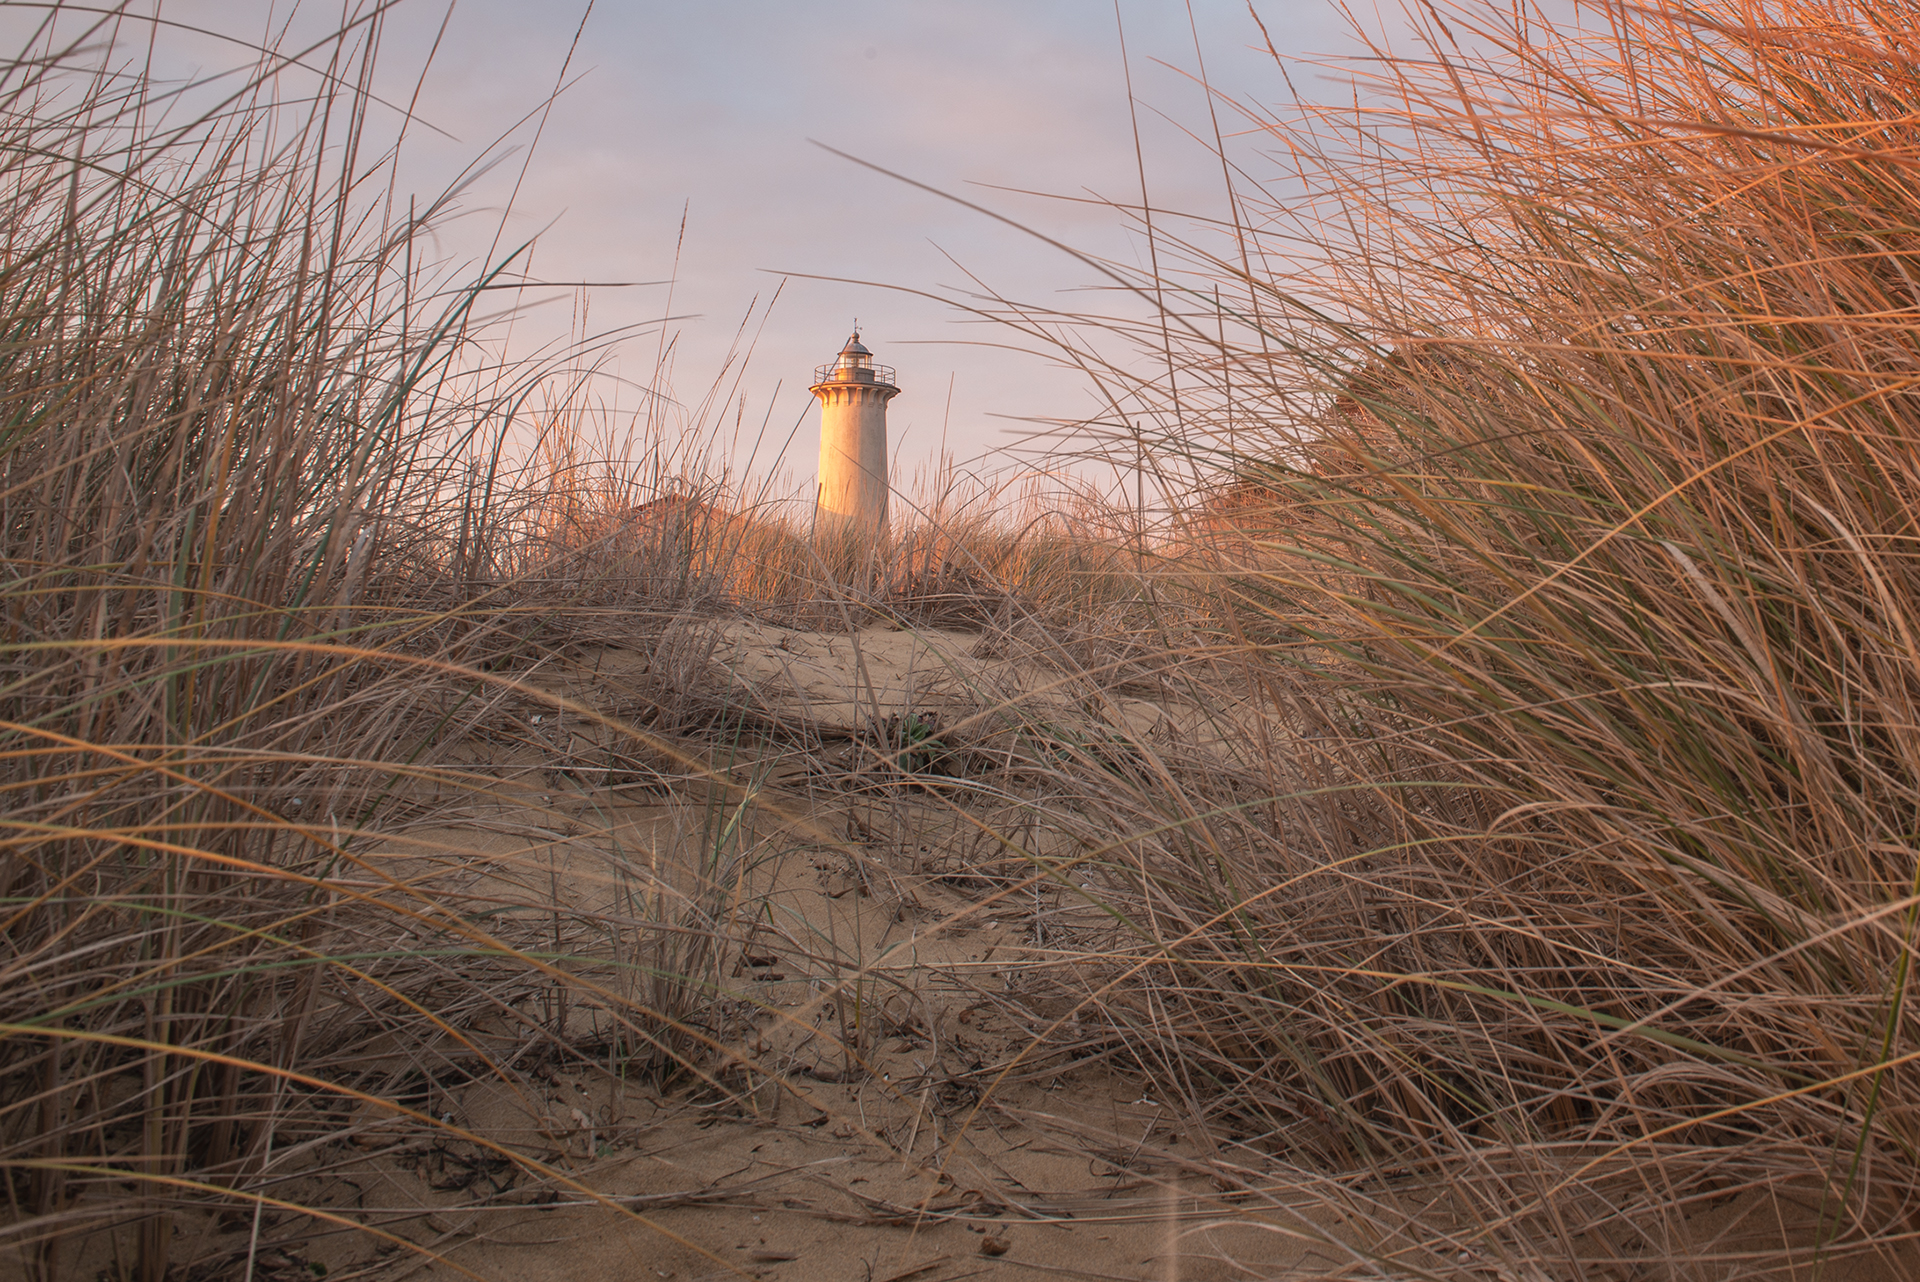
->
xmin=14 ymin=1 xmax=1920 ymax=1278
xmin=964 ymin=0 xmax=1920 ymax=1271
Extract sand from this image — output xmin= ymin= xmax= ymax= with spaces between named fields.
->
xmin=70 ymin=619 xmax=1918 ymax=1282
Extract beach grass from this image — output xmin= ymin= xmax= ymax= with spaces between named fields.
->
xmin=11 ymin=1 xmax=1920 ymax=1278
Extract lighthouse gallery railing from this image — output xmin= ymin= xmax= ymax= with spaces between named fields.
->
xmin=813 ymin=362 xmax=896 ymax=387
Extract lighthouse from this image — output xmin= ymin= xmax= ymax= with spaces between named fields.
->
xmin=811 ymin=330 xmax=899 ymax=543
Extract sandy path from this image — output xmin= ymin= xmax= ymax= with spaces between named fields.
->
xmin=121 ymin=622 xmax=1917 ymax=1282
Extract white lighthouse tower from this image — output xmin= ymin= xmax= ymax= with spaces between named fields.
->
xmin=811 ymin=330 xmax=899 ymax=543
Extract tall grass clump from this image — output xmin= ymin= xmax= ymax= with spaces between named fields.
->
xmin=975 ymin=0 xmax=1920 ymax=1273
xmin=0 ymin=10 xmax=742 ymax=1278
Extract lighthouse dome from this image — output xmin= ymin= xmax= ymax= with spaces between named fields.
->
xmin=813 ymin=330 xmax=896 ymax=389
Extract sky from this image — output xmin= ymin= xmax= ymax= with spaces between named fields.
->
xmin=39 ymin=1 xmax=1381 ymax=501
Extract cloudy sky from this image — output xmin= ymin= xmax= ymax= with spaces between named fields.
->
xmin=59 ymin=1 xmax=1378 ymax=499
